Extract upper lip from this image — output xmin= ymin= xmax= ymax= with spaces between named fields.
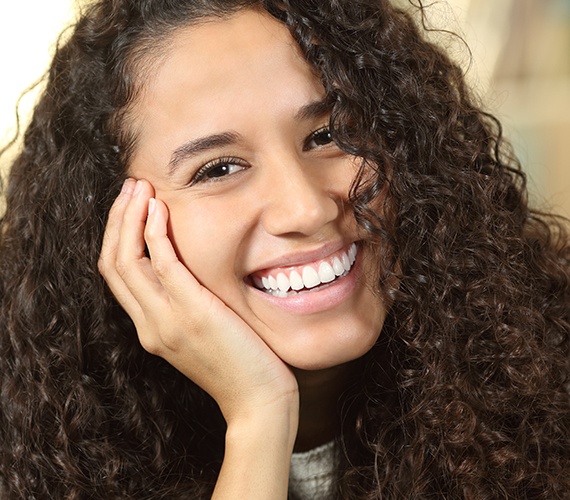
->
xmin=246 ymin=240 xmax=354 ymax=276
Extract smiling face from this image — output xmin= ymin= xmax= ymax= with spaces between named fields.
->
xmin=127 ymin=8 xmax=387 ymax=370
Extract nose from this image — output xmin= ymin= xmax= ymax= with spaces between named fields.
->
xmin=260 ymin=157 xmax=340 ymax=237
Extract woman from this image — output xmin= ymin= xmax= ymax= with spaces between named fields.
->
xmin=1 ymin=0 xmax=569 ymax=498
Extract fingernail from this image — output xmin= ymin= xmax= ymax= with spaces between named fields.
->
xmin=148 ymin=198 xmax=156 ymax=216
xmin=133 ymin=180 xmax=143 ymax=196
xmin=121 ymin=178 xmax=133 ymax=194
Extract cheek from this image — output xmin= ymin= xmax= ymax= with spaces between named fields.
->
xmin=164 ymin=203 xmax=225 ymax=283
xmin=165 ymin=198 xmax=242 ymax=289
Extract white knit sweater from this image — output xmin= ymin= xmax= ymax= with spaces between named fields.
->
xmin=288 ymin=441 xmax=336 ymax=500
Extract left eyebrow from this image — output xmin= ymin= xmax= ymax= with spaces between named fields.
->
xmin=294 ymin=98 xmax=332 ymax=122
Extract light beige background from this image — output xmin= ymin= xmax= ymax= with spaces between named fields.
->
xmin=1 ymin=0 xmax=569 ymax=217
xmin=0 ymin=1 xmax=76 ymax=149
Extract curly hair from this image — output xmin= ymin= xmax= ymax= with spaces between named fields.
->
xmin=1 ymin=0 xmax=569 ymax=498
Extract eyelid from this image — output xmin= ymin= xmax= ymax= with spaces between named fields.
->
xmin=303 ymin=125 xmax=334 ymax=152
xmin=189 ymin=156 xmax=248 ymax=186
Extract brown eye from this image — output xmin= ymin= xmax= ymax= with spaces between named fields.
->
xmin=304 ymin=127 xmax=333 ymax=150
xmin=205 ymin=163 xmax=243 ymax=179
xmin=190 ymin=157 xmax=248 ymax=185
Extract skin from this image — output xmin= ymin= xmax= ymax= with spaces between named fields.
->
xmin=99 ymin=8 xmax=387 ymax=498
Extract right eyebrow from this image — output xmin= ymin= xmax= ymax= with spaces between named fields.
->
xmin=167 ymin=131 xmax=240 ymax=176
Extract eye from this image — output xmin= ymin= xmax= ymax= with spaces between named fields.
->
xmin=190 ymin=157 xmax=248 ymax=185
xmin=303 ymin=126 xmax=334 ymax=151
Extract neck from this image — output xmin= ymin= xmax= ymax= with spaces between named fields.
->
xmin=291 ymin=361 xmax=356 ymax=452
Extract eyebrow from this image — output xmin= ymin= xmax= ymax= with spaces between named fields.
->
xmin=167 ymin=131 xmax=240 ymax=175
xmin=294 ymin=97 xmax=332 ymax=122
xmin=167 ymin=98 xmax=331 ymax=176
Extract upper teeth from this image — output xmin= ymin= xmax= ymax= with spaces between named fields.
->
xmin=254 ymin=243 xmax=357 ymax=294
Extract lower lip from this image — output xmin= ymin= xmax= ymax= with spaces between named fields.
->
xmin=249 ymin=254 xmax=362 ymax=315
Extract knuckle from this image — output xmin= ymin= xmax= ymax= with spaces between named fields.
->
xmin=151 ymin=258 xmax=169 ymax=279
xmin=138 ymin=332 xmax=162 ymax=356
xmin=115 ymin=258 xmax=129 ymax=279
xmin=144 ymin=222 xmax=159 ymax=247
xmin=143 ymin=220 xmax=155 ymax=239
xmin=138 ymin=327 xmax=185 ymax=357
xmin=160 ymin=331 xmax=185 ymax=352
xmin=97 ymin=255 xmax=107 ymax=276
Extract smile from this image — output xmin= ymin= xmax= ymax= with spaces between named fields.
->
xmin=250 ymin=243 xmax=357 ymax=298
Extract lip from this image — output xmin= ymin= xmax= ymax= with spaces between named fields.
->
xmin=247 ymin=243 xmax=362 ymax=315
xmin=247 ymin=240 xmax=351 ymax=276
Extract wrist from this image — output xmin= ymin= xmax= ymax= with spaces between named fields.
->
xmin=212 ymin=397 xmax=299 ymax=499
xmin=225 ymin=390 xmax=300 ymax=451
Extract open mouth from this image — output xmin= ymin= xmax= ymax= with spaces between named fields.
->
xmin=249 ymin=243 xmax=357 ymax=298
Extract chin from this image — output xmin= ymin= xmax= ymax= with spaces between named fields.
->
xmin=273 ymin=320 xmax=384 ymax=372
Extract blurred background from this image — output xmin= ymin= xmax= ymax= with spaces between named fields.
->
xmin=415 ymin=0 xmax=570 ymax=218
xmin=1 ymin=0 xmax=569 ymax=217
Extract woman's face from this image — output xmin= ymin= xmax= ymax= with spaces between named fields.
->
xmin=128 ymin=9 xmax=387 ymax=370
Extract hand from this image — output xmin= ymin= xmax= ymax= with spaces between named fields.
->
xmin=98 ymin=179 xmax=299 ymax=424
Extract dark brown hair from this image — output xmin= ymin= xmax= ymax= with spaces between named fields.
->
xmin=1 ymin=0 xmax=569 ymax=498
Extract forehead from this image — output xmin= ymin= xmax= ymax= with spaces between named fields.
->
xmin=162 ymin=8 xmax=298 ymax=76
xmin=128 ymin=8 xmax=325 ymax=165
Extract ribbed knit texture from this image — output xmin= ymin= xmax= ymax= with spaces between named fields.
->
xmin=289 ymin=441 xmax=336 ymax=500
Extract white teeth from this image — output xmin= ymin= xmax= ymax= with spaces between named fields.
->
xmin=302 ymin=266 xmax=320 ymax=289
xmin=318 ymin=261 xmax=336 ymax=283
xmin=332 ymin=257 xmax=345 ymax=276
xmin=348 ymin=243 xmax=357 ymax=264
xmin=253 ymin=244 xmax=358 ymax=295
xmin=276 ymin=272 xmax=290 ymax=292
xmin=341 ymin=252 xmax=351 ymax=272
xmin=290 ymin=270 xmax=304 ymax=290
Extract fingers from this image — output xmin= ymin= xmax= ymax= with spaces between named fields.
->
xmin=99 ymin=178 xmax=136 ymax=269
xmin=99 ymin=178 xmax=204 ymax=324
xmin=99 ymin=178 xmax=162 ymax=322
xmin=144 ymin=197 xmax=206 ymax=306
xmin=115 ymin=180 xmax=151 ymax=267
xmin=98 ymin=178 xmax=141 ymax=314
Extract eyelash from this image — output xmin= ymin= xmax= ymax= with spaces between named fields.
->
xmin=188 ymin=125 xmax=334 ymax=185
xmin=303 ymin=126 xmax=334 ymax=151
xmin=189 ymin=156 xmax=248 ymax=185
